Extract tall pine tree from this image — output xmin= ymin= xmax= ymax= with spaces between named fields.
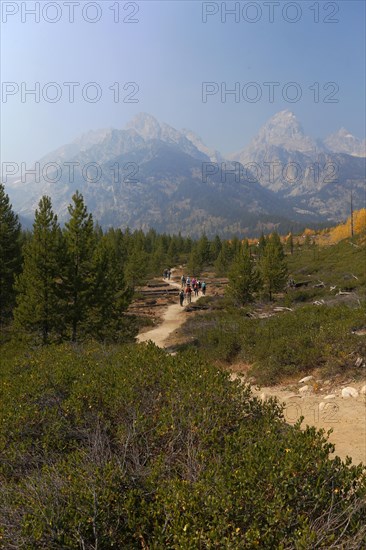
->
xmin=0 ymin=184 xmax=21 ymax=320
xmin=214 ymin=240 xmax=232 ymax=276
xmin=260 ymin=233 xmax=288 ymax=301
xmin=63 ymin=191 xmax=95 ymax=342
xmin=227 ymin=240 xmax=259 ymax=304
xmin=88 ymin=234 xmax=133 ymax=340
xmin=124 ymin=233 xmax=148 ymax=287
xmin=14 ymin=196 xmax=63 ymax=343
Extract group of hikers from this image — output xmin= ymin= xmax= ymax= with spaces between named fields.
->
xmin=163 ymin=268 xmax=172 ymax=280
xmin=179 ymin=275 xmax=206 ymax=306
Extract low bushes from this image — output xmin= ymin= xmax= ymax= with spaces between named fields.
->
xmin=0 ymin=343 xmax=365 ymax=547
xmin=183 ymin=304 xmax=366 ymax=384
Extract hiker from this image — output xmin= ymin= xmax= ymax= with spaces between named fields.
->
xmin=185 ymin=285 xmax=192 ymax=304
xmin=201 ymin=281 xmax=206 ymax=296
xmin=181 ymin=275 xmax=186 ymax=287
xmin=194 ymin=282 xmax=199 ymax=297
xmin=186 ymin=276 xmax=191 ymax=286
xmin=168 ymin=269 xmax=171 ymax=280
xmin=179 ymin=289 xmax=184 ymax=306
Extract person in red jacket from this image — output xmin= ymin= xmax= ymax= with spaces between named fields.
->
xmin=185 ymin=285 xmax=192 ymax=304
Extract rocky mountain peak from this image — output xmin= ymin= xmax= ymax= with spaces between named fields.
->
xmin=250 ymin=110 xmax=316 ymax=153
xmin=324 ymin=128 xmax=366 ymax=157
xmin=125 ymin=112 xmax=162 ymax=140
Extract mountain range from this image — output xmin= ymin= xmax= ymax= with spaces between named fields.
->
xmin=4 ymin=111 xmax=365 ymax=236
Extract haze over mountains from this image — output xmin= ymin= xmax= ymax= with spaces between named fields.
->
xmin=4 ymin=111 xmax=365 ymax=236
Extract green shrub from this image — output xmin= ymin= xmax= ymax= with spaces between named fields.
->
xmin=0 ymin=343 xmax=365 ymax=548
xmin=182 ymin=304 xmax=366 ymax=384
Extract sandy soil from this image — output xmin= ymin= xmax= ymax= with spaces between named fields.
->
xmin=137 ymin=278 xmax=366 ymax=466
xmin=251 ymin=382 xmax=366 ymax=465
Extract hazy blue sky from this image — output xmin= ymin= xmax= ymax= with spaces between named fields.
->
xmin=1 ymin=0 xmax=365 ymax=164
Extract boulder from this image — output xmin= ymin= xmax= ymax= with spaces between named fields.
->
xmin=341 ymin=387 xmax=359 ymax=398
xmin=299 ymin=385 xmax=312 ymax=395
xmin=360 ymin=385 xmax=366 ymax=395
xmin=299 ymin=375 xmax=314 ymax=384
xmin=324 ymin=394 xmax=336 ymax=400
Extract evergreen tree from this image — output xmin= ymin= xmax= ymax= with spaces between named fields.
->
xmin=184 ymin=236 xmax=193 ymax=254
xmin=144 ymin=228 xmax=158 ymax=254
xmin=230 ymin=236 xmax=242 ymax=259
xmin=260 ymin=234 xmax=288 ymax=301
xmin=149 ymin=239 xmax=166 ymax=275
xmin=227 ymin=241 xmax=259 ymax=304
xmin=125 ymin=238 xmax=148 ymax=287
xmin=257 ymin=232 xmax=267 ymax=259
xmin=196 ymin=233 xmax=211 ymax=267
xmin=167 ymin=236 xmax=179 ymax=266
xmin=270 ymin=231 xmax=285 ymax=259
xmin=62 ymin=191 xmax=95 ymax=342
xmin=187 ymin=244 xmax=202 ymax=277
xmin=286 ymin=232 xmax=294 ymax=255
xmin=214 ymin=240 xmax=231 ymax=276
xmin=175 ymin=232 xmax=185 ymax=256
xmin=88 ymin=235 xmax=133 ymax=340
xmin=0 ymin=184 xmax=21 ymax=319
xmin=210 ymin=234 xmax=222 ymax=263
xmin=14 ymin=196 xmax=63 ymax=343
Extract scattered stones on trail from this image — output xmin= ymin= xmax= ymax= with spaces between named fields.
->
xmin=247 ymin=381 xmax=365 ymax=464
xmin=298 ymin=375 xmax=314 ymax=384
xmin=284 ymin=394 xmax=302 ymax=399
xmin=341 ymin=387 xmax=359 ymax=398
xmin=299 ymin=385 xmax=313 ymax=395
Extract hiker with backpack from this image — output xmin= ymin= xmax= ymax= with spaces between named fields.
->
xmin=179 ymin=289 xmax=185 ymax=306
xmin=201 ymin=281 xmax=206 ymax=296
xmin=185 ymin=285 xmax=192 ymax=304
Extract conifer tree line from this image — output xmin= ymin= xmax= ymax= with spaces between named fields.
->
xmin=223 ymin=233 xmax=288 ymax=304
xmin=1 ymin=184 xmax=289 ymax=341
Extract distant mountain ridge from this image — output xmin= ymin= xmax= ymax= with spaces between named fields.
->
xmin=4 ymin=111 xmax=365 ymax=236
xmin=324 ymin=128 xmax=366 ymax=157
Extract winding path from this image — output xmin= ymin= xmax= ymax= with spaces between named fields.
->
xmin=137 ymin=277 xmax=366 ymax=464
xmin=136 ymin=279 xmax=200 ymax=348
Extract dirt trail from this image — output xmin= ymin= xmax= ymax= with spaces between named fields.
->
xmin=137 ymin=278 xmax=365 ymax=465
xmin=137 ymin=278 xmax=199 ymax=348
xmin=251 ymin=383 xmax=366 ymax=465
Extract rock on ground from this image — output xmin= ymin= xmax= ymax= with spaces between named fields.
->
xmin=298 ymin=375 xmax=314 ymax=384
xmin=341 ymin=387 xmax=359 ymax=398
